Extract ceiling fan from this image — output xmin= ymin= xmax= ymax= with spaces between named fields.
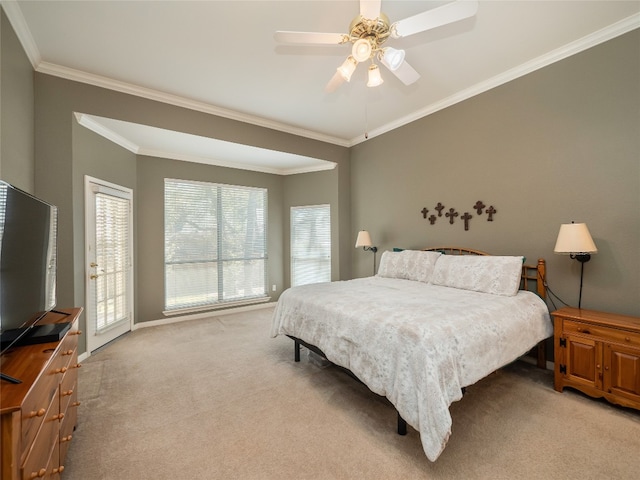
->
xmin=274 ymin=0 xmax=478 ymax=92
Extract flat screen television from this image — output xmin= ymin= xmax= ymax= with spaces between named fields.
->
xmin=0 ymin=180 xmax=58 ymax=360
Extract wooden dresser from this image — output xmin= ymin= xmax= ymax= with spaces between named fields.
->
xmin=553 ymin=307 xmax=640 ymax=411
xmin=1 ymin=308 xmax=82 ymax=480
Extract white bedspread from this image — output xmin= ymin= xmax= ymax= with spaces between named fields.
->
xmin=271 ymin=277 xmax=552 ymax=461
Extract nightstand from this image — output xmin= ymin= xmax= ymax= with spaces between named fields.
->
xmin=552 ymin=307 xmax=640 ymax=411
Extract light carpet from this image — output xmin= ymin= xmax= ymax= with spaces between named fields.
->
xmin=63 ymin=306 xmax=640 ymax=479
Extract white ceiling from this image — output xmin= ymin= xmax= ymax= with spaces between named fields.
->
xmin=4 ymin=0 xmax=640 ymax=172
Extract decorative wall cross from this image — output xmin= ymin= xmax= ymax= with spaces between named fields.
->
xmin=446 ymin=208 xmax=458 ymax=224
xmin=420 ymin=200 xmax=497 ymax=231
xmin=486 ymin=205 xmax=497 ymax=221
xmin=461 ymin=212 xmax=472 ymax=231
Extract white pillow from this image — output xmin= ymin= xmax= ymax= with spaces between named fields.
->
xmin=431 ymin=255 xmax=524 ymax=296
xmin=377 ymin=250 xmax=442 ymax=283
xmin=377 ymin=251 xmax=409 ymax=279
xmin=401 ymin=250 xmax=442 ymax=283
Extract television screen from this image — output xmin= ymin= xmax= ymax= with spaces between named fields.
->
xmin=0 ymin=180 xmax=57 ymax=354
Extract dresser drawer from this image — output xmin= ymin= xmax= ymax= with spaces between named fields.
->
xmin=58 ymin=350 xmax=77 ymax=414
xmin=21 ymin=368 xmax=58 ymax=457
xmin=59 ymin=393 xmax=78 ymax=468
xmin=21 ymin=391 xmax=59 ymax=480
xmin=564 ymin=319 xmax=640 ymax=348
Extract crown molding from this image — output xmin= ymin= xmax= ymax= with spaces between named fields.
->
xmin=36 ymin=61 xmax=351 ymax=148
xmin=75 ymin=113 xmax=337 ymax=176
xmin=74 ymin=113 xmax=140 ymax=153
xmin=349 ymin=13 xmax=640 ymax=146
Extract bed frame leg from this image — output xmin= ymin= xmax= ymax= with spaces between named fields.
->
xmin=397 ymin=413 xmax=407 ymax=436
xmin=294 ymin=340 xmax=301 ymax=362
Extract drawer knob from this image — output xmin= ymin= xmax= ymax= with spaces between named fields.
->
xmin=71 ymin=401 xmax=82 ymax=407
xmin=52 ymin=412 xmax=65 ymax=421
xmin=62 ymin=349 xmax=74 ymax=355
xmin=29 ymin=408 xmax=46 ymax=418
xmin=62 ymin=389 xmax=74 ymax=396
xmin=53 ymin=465 xmax=65 ymax=474
xmin=29 ymin=468 xmax=46 ymax=478
xmin=61 ymin=434 xmax=73 ymax=442
xmin=626 ymin=337 xmax=631 ymax=342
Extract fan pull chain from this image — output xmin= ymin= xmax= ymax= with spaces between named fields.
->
xmin=364 ymin=97 xmax=369 ymax=140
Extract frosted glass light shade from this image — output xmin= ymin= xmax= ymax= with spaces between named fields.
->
xmin=337 ymin=56 xmax=357 ymax=81
xmin=367 ymin=64 xmax=384 ymax=87
xmin=554 ymin=223 xmax=598 ymax=254
xmin=355 ymin=230 xmax=373 ymax=248
xmin=381 ymin=47 xmax=405 ymax=71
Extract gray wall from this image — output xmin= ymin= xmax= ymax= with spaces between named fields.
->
xmin=135 ymin=155 xmax=285 ymax=322
xmin=0 ymin=9 xmax=34 ymax=191
xmin=351 ymin=29 xmax=640 ymax=317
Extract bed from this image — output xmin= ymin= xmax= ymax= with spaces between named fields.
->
xmin=271 ymin=247 xmax=553 ymax=461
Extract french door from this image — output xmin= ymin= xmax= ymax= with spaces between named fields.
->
xmin=85 ymin=176 xmax=133 ymax=353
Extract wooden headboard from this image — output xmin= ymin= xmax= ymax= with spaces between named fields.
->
xmin=421 ymin=246 xmax=547 ymax=299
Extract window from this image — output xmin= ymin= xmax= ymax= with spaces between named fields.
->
xmin=291 ymin=205 xmax=331 ymax=286
xmin=164 ymin=179 xmax=267 ymax=312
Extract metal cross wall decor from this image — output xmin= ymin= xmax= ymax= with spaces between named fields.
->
xmin=420 ymin=201 xmax=497 ymax=231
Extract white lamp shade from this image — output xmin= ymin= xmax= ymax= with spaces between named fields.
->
xmin=554 ymin=223 xmax=598 ymax=254
xmin=352 ymin=38 xmax=372 ymax=62
xmin=337 ymin=56 xmax=357 ymax=82
xmin=367 ymin=64 xmax=384 ymax=87
xmin=355 ymin=230 xmax=373 ymax=248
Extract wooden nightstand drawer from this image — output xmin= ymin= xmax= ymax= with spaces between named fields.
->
xmin=563 ymin=319 xmax=640 ymax=348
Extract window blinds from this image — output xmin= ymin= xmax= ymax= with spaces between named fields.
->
xmin=291 ymin=205 xmax=331 ymax=286
xmin=164 ymin=179 xmax=267 ymax=311
xmin=94 ymin=193 xmax=130 ymax=332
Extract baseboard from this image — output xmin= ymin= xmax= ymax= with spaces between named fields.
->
xmin=133 ymin=301 xmax=277 ymax=330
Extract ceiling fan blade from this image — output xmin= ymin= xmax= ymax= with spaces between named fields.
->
xmin=360 ymin=0 xmax=381 ymax=19
xmin=274 ymin=31 xmax=347 ymax=45
xmin=392 ymin=0 xmax=478 ymax=38
xmin=385 ymin=60 xmax=421 ymax=86
xmin=325 ymin=71 xmax=346 ymax=93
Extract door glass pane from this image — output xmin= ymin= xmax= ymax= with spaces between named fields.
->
xmin=95 ymin=193 xmax=130 ymax=332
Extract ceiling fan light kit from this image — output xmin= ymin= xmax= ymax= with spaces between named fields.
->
xmin=275 ymin=0 xmax=479 ymax=91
